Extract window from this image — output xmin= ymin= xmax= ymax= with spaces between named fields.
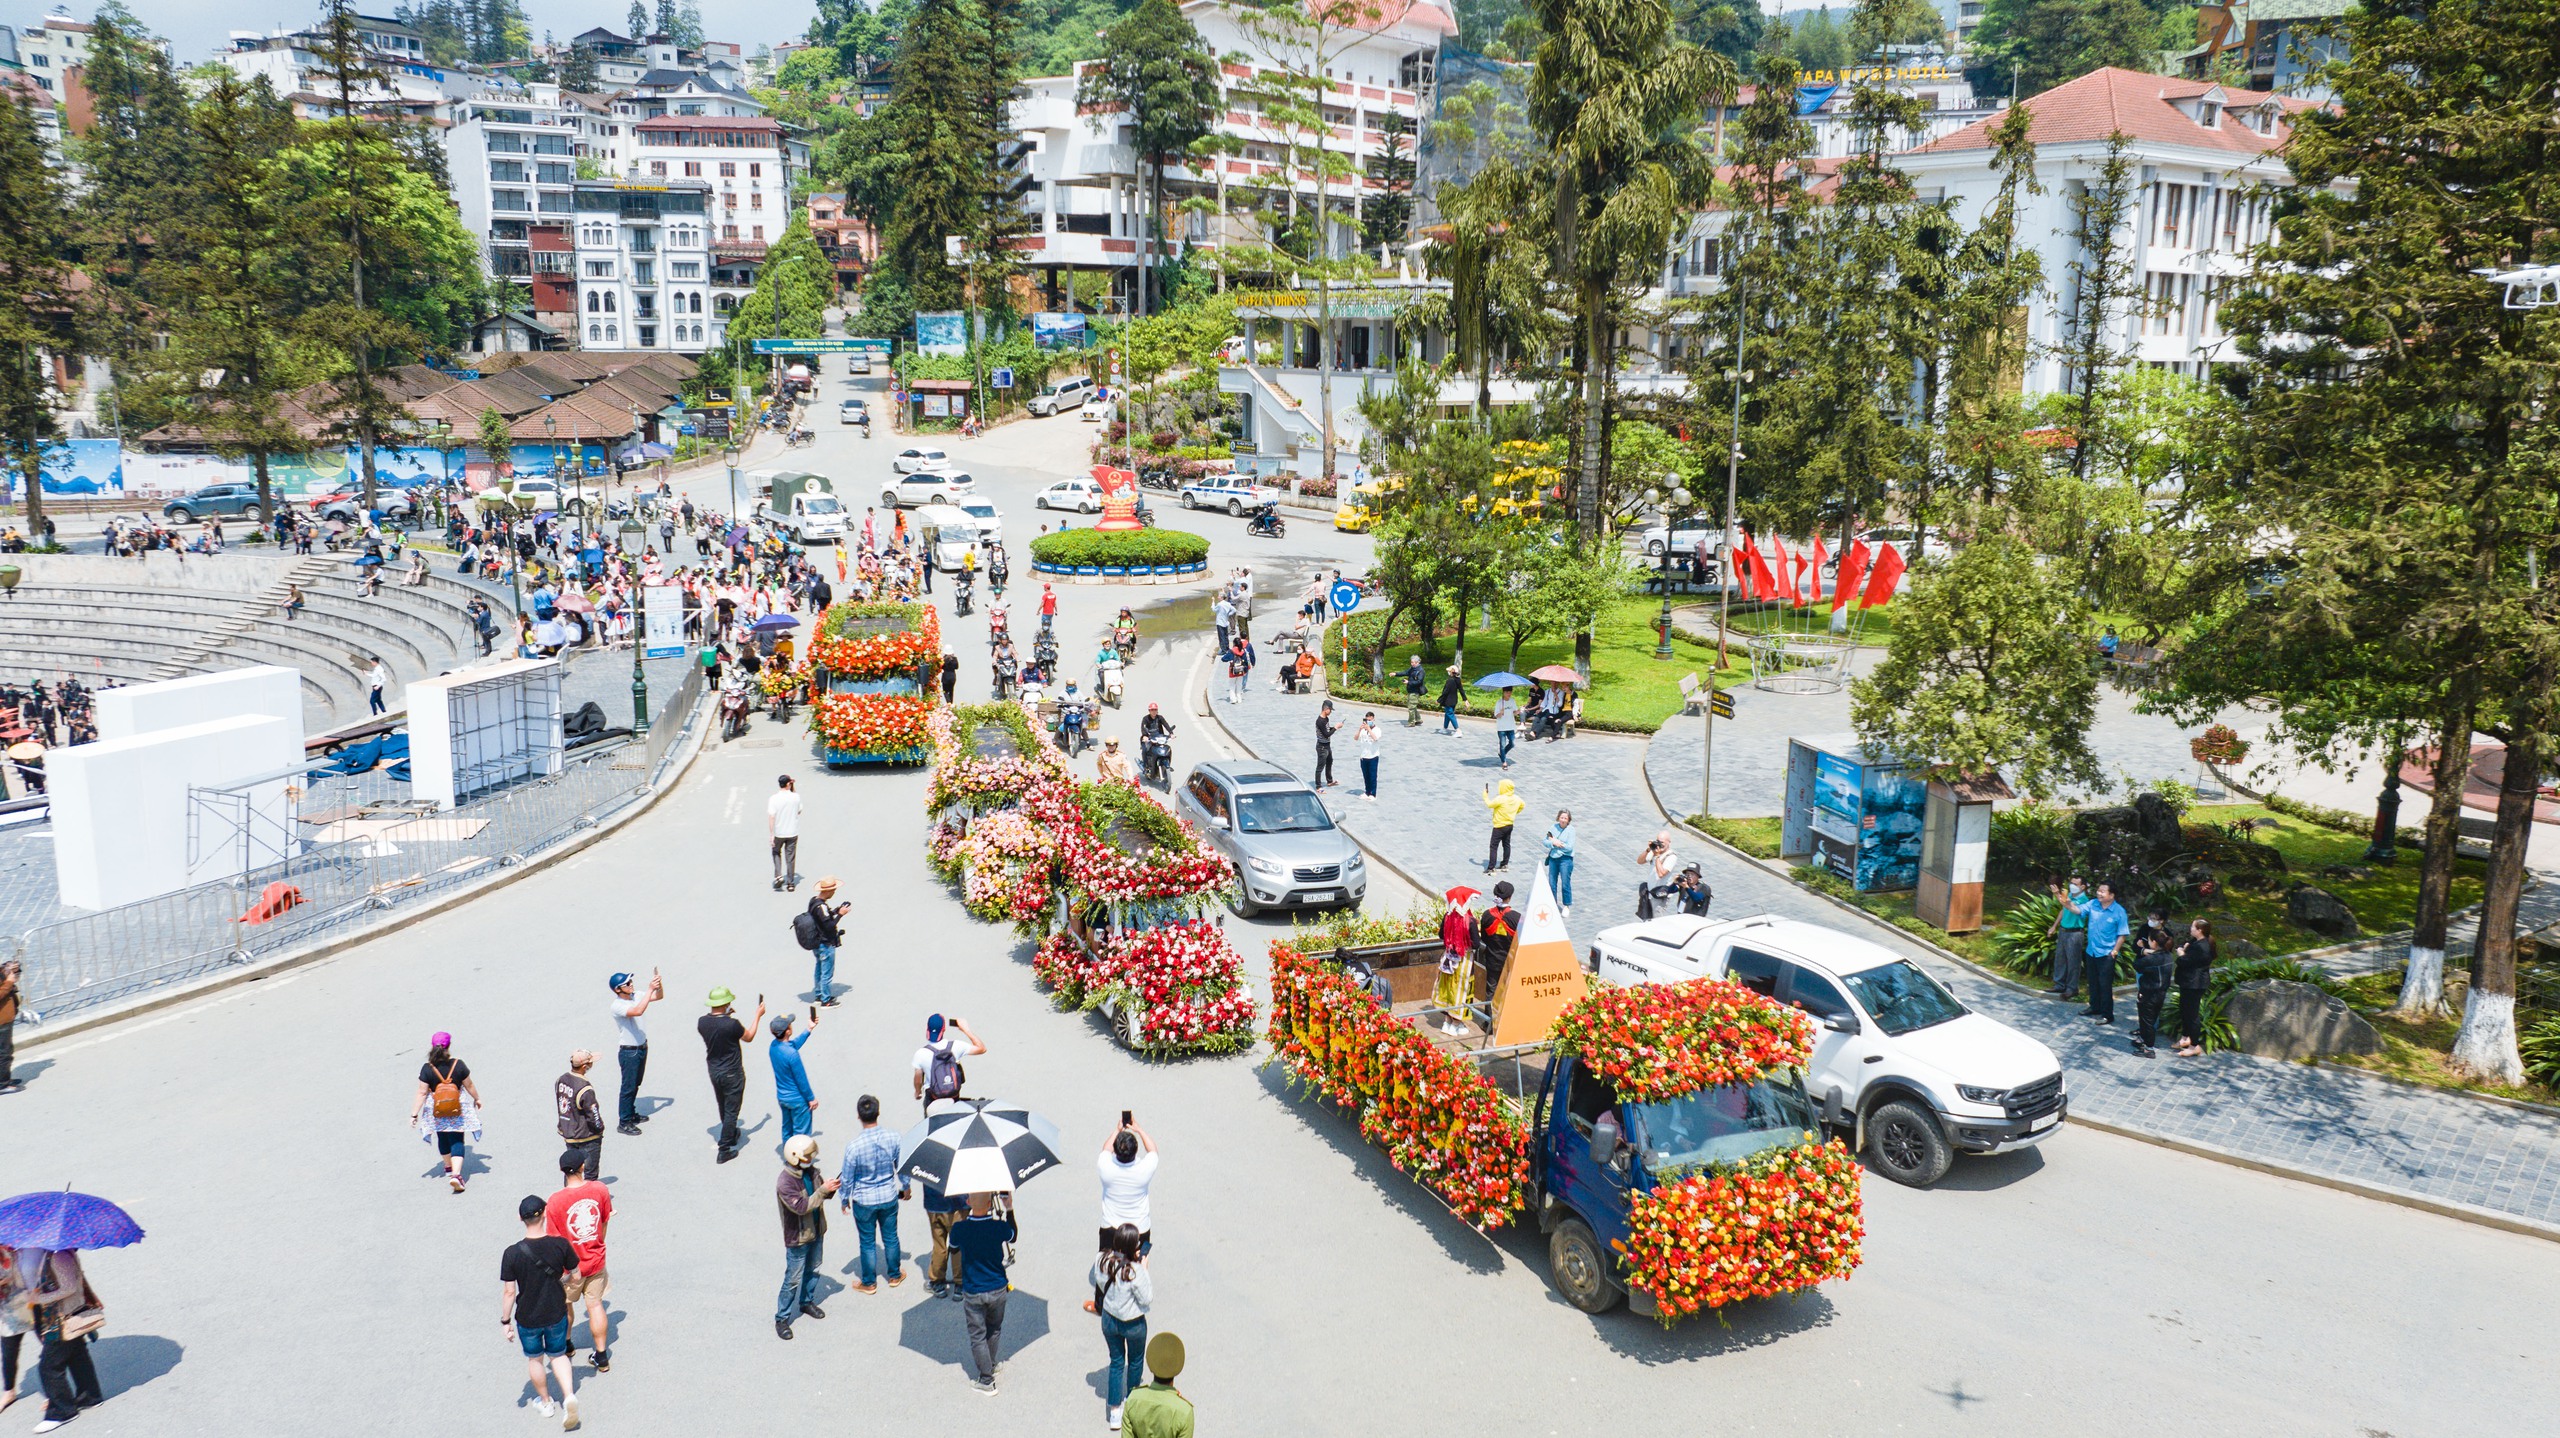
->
xmin=604 ymin=292 xmax=617 ymax=312
xmin=671 ymin=261 xmax=701 ymax=279
xmin=1722 ymin=948 xmax=1783 ymax=1000
xmin=1838 ymin=961 xmax=1967 ymax=1036
xmin=633 ymin=260 xmax=654 ymax=285
xmin=583 ymin=260 xmax=613 ymax=278
xmin=749 ymin=163 xmax=761 ymax=178
xmin=649 ymin=161 xmax=666 ymax=176
xmin=1780 ymin=965 xmax=1853 ymax=1023
xmin=586 ymin=291 xmax=600 ymax=312
xmin=2159 ymin=185 xmax=2185 ymax=246
xmin=749 ymin=193 xmax=762 ymax=210
xmin=689 ymin=292 xmax=703 ymax=313
xmin=606 ymin=323 xmax=618 ymax=341
xmin=724 ymin=193 xmax=737 ymax=209
xmin=639 ymin=325 xmax=657 ymax=347
xmin=2222 ymin=192 xmax=2241 ymax=248
xmin=719 ymin=161 xmax=736 ymax=176
xmin=683 ymin=161 xmax=701 ymax=176
xmin=722 ymin=224 xmax=738 ymax=239
xmin=752 ymin=226 xmax=764 ymax=241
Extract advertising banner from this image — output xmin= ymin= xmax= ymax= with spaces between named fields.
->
xmin=1032 ymin=311 xmax=1088 ymax=349
xmin=642 ymin=585 xmax=685 ymax=660
xmin=914 ymin=311 xmax=967 ymax=355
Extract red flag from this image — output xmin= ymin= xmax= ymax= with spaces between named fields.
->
xmin=1749 ymin=541 xmax=1780 ymax=602
xmin=1768 ymin=535 xmax=1794 ymax=604
xmin=1832 ymin=540 xmax=1870 ymax=612
xmin=1861 ymin=542 xmax=1909 ymax=607
xmin=1810 ymin=534 xmax=1830 ymax=578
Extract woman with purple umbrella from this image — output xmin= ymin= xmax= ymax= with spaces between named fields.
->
xmin=0 ymin=1191 xmax=141 ymax=1432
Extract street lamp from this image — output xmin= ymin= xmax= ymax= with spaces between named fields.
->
xmin=723 ymin=441 xmax=741 ymax=527
xmin=1645 ymin=479 xmax=1692 ymax=661
xmin=619 ymin=517 xmax=650 ymax=734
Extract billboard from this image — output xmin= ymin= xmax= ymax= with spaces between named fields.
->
xmin=1032 ymin=311 xmax=1088 ymax=349
xmin=914 ymin=311 xmax=967 ymax=356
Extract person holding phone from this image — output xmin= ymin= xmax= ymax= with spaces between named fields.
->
xmin=608 ymin=969 xmax=664 ymax=1137
xmin=1084 ymin=1116 xmax=1159 ymax=1313
xmin=698 ymin=988 xmax=766 ymax=1164
xmin=770 ymin=1008 xmax=820 ymax=1139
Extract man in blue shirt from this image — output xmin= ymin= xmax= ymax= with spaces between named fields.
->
xmin=770 ymin=1012 xmax=819 ymax=1138
xmin=836 ymin=1095 xmax=909 ymax=1293
xmin=949 ymin=1193 xmax=1018 ymax=1394
xmin=2075 ymin=881 xmax=2129 ymax=1024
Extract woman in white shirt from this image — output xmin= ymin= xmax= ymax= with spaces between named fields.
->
xmin=1355 ymin=712 xmax=1382 ymax=801
xmin=1087 ymin=1224 xmax=1153 ymax=1429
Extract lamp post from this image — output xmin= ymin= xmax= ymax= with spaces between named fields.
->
xmin=620 ymin=517 xmax=650 ymax=734
xmin=723 ymin=441 xmax=741 ymax=529
xmin=1645 ymin=479 xmax=1691 ymax=661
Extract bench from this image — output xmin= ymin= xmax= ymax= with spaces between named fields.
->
xmin=2457 ymin=814 xmax=2496 ymax=860
xmin=1677 ymin=672 xmax=1705 ymax=716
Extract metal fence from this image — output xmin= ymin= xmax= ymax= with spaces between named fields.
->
xmin=9 ymin=671 xmax=710 ymax=1028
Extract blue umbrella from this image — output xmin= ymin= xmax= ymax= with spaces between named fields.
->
xmin=751 ymin=613 xmax=802 ymax=633
xmin=1471 ymin=671 xmax=1535 ymax=689
xmin=0 ymin=1190 xmax=145 ymax=1250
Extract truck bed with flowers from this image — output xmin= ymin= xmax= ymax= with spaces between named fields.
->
xmin=807 ymin=600 xmax=941 ymax=764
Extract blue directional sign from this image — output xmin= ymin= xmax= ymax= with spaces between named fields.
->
xmin=1330 ymin=581 xmax=1362 ymax=615
xmin=990 ymin=367 xmax=1015 ymax=390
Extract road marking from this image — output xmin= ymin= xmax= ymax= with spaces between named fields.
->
xmin=722 ymin=786 xmax=742 ymax=825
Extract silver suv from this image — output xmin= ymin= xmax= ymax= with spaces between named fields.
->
xmin=1028 ymin=376 xmax=1095 ymax=416
xmin=1172 ymin=761 xmax=1367 ymax=916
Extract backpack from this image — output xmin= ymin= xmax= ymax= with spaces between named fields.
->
xmin=792 ymin=910 xmax=822 ymax=951
xmin=429 ymin=1062 xmax=463 ymax=1120
xmin=925 ymin=1040 xmax=965 ymax=1101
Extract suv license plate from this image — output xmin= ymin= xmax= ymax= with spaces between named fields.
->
xmin=1303 ymin=889 xmax=1337 ymax=903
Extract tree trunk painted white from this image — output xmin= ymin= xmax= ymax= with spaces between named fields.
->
xmin=2448 ymin=988 xmax=2522 ymax=1086
xmin=2391 ymin=943 xmax=2447 ymax=1019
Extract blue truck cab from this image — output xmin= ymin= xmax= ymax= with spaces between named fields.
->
xmin=1524 ymin=1048 xmax=1832 ymax=1315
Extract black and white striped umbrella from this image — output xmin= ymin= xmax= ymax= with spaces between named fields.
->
xmin=897 ymin=1098 xmax=1066 ymax=1194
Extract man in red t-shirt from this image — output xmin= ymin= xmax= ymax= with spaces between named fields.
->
xmin=545 ymin=1148 xmax=617 ymax=1370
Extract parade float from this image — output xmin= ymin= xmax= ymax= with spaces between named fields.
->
xmin=808 ymin=600 xmax=940 ymax=765
xmin=1266 ymin=880 xmax=1863 ymax=1323
xmin=1027 ymin=778 xmax=1256 ymax=1055
xmin=925 ymin=704 xmax=1071 ymax=931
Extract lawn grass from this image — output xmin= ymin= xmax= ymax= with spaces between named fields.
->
xmin=1333 ymin=594 xmax=1751 ymax=731
xmin=1689 ymin=814 xmax=1781 ymax=859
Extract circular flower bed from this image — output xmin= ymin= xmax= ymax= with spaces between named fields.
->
xmin=1267 ymin=938 xmax=1533 ymax=1229
xmin=1618 ymin=1141 xmax=1865 ymax=1324
xmin=1028 ymin=528 xmax=1210 ymax=574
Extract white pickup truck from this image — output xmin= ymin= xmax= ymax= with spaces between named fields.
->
xmin=1587 ymin=914 xmax=2065 ymax=1187
xmin=753 ymin=470 xmax=848 ymax=545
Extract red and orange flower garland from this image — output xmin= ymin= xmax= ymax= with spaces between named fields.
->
xmin=1265 ymin=941 xmax=1533 ymax=1229
xmin=807 ymin=601 xmax=943 ymax=681
xmin=1549 ymin=977 xmax=1813 ymax=1102
xmin=813 ymin=693 xmax=935 ymax=755
xmin=808 ymin=600 xmax=941 ymax=759
xmin=1616 ymin=1139 xmax=1864 ymax=1325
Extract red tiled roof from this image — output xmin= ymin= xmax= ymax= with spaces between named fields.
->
xmin=1913 ymin=67 xmax=2319 ymax=158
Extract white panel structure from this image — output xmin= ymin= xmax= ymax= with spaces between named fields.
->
xmin=405 ymin=658 xmax=565 ymax=809
xmin=94 ymin=666 xmax=306 ymax=754
xmin=50 ymin=715 xmax=299 ymax=910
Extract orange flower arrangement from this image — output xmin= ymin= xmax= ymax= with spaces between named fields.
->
xmin=1617 ymin=1140 xmax=1864 ymax=1324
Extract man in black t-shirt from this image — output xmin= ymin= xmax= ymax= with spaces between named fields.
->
xmin=500 ymin=1194 xmax=580 ymax=1427
xmin=699 ymin=988 xmax=765 ymax=1164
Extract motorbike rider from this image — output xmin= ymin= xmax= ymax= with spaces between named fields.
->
xmin=1138 ymin=702 xmax=1176 ymax=782
xmin=1095 ymin=737 xmax=1134 ymax=784
xmin=1247 ymin=501 xmax=1283 ymax=536
xmin=1112 ymin=609 xmax=1138 ymax=659
xmin=719 ymin=670 xmax=753 ymax=739
xmin=955 ymin=566 xmax=975 ymax=615
xmin=1056 ymin=682 xmax=1089 ymax=754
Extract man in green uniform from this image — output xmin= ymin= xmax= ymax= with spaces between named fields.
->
xmin=1122 ymin=1332 xmax=1194 ymax=1437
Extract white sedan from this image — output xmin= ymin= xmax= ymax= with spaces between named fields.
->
xmin=1035 ymin=478 xmax=1103 ymax=514
xmin=893 ymin=446 xmax=951 ymax=474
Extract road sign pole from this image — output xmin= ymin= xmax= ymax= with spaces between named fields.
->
xmin=1702 ymin=685 xmax=1713 ymax=822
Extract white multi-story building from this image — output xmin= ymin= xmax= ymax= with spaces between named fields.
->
xmin=218 ymin=15 xmax=474 ymax=121
xmin=1008 ymin=0 xmax=1455 ymax=307
xmin=13 ymin=5 xmax=91 ymax=103
xmin=1659 ymin=67 xmax=2319 ymax=394
xmin=446 ymin=86 xmax=590 ymax=333
xmin=570 ymin=179 xmax=717 ymax=354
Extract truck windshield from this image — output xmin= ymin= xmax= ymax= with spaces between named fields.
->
xmin=1840 ymin=960 xmax=1968 ymax=1036
xmin=802 ymin=497 xmax=841 ymax=514
xmin=1626 ymin=1077 xmax=1820 ymax=1172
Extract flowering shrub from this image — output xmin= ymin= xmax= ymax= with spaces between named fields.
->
xmin=1296 ymin=475 xmax=1338 ymax=500
xmin=2190 ymin=723 xmax=2250 ymax=765
xmin=808 ymin=600 xmax=942 ymax=682
xmin=1550 ymin=978 xmax=1812 ymax=1103
xmin=813 ymin=693 xmax=935 ymax=757
xmin=1032 ymin=780 xmax=1235 ymax=904
xmin=1616 ymin=1140 xmax=1864 ymax=1324
xmin=1265 ymin=941 xmax=1534 ymax=1229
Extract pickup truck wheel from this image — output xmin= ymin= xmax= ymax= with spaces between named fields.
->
xmin=1867 ymin=1098 xmax=1955 ymax=1187
xmin=1226 ymin=499 xmax=1243 ymax=517
xmin=1548 ymin=1219 xmax=1622 ymax=1314
xmin=168 ymin=507 xmax=194 ymax=523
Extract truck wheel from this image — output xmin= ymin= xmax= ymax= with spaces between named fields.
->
xmin=168 ymin=507 xmax=193 ymax=523
xmin=1866 ymin=1098 xmax=1955 ymax=1187
xmin=1227 ymin=499 xmax=1243 ymax=517
xmin=1548 ymin=1219 xmax=1622 ymax=1314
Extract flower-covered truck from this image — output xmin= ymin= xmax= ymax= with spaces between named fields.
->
xmin=925 ymin=704 xmax=1071 ymax=932
xmin=1269 ymin=921 xmax=1863 ymax=1325
xmin=807 ymin=600 xmax=941 ymax=766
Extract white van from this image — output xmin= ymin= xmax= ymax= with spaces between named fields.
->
xmin=914 ymin=504 xmax=983 ymax=571
xmin=1587 ymin=913 xmax=2066 ymax=1187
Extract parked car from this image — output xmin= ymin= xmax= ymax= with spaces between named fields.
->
xmin=1034 ymin=478 xmax=1104 ymax=514
xmin=490 ymin=478 xmax=564 ymax=514
xmin=882 ymin=471 xmax=977 ymax=509
xmin=1638 ymin=522 xmax=1721 ymax=560
xmin=1854 ymin=527 xmax=1953 ymax=566
xmin=839 ymin=398 xmax=870 ymax=425
xmin=1179 ymin=474 xmax=1284 ymax=516
xmin=1171 ymin=761 xmax=1367 ymax=917
xmin=1587 ymin=914 xmax=2066 ymax=1187
xmin=1027 ymin=375 xmax=1095 ymax=417
xmin=310 ymin=488 xmax=418 ymax=524
xmin=893 ymin=446 xmax=952 ymax=474
xmin=1079 ymin=393 xmax=1113 ymax=423
xmin=162 ymin=483 xmax=270 ymax=524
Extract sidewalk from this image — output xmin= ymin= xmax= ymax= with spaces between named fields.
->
xmin=1205 ymin=661 xmax=2560 ymax=1236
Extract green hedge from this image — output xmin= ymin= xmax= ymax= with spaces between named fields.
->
xmin=1029 ymin=528 xmax=1209 ymax=568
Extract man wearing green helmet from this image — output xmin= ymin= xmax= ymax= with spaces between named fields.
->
xmin=698 ymin=987 xmax=765 ymax=1164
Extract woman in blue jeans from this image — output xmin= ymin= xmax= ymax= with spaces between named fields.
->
xmin=1543 ymin=809 xmax=1576 ymax=915
xmin=1089 ymin=1223 xmax=1153 ymax=1428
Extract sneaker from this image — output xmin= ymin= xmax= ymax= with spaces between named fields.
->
xmin=716 ymin=1149 xmax=738 ymax=1164
xmin=1108 ymin=1405 xmax=1124 ymax=1431
xmin=562 ymin=1396 xmax=581 ymax=1432
xmin=617 ymin=1123 xmax=643 ymax=1136
xmin=775 ymin=1320 xmax=794 ymax=1341
xmin=632 ymin=1112 xmax=652 ymax=1122
xmin=32 ymin=1421 xmax=73 ymax=1434
xmin=800 ymin=1302 xmax=826 ymax=1320
xmin=855 ymin=1283 xmax=878 ymax=1294
xmin=886 ymin=1273 xmax=906 ymax=1287
xmin=590 ymin=1349 xmax=610 ymax=1373
xmin=976 ymin=1379 xmax=999 ymax=1396
xmin=535 ymin=1400 xmax=558 ymax=1419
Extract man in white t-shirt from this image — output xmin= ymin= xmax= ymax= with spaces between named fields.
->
xmin=767 ymin=773 xmax=803 ymax=892
xmin=608 ymin=968 xmax=663 ymax=1135
xmin=1085 ymin=1119 xmax=1158 ymax=1316
xmin=366 ymin=659 xmax=390 ymax=716
xmin=910 ymin=1013 xmax=987 ymax=1109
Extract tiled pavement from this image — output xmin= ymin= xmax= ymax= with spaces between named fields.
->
xmin=1204 ymin=658 xmax=2560 ymax=1235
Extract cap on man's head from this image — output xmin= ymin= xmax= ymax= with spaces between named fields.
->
xmin=608 ymin=972 xmax=634 ymax=991
xmin=927 ymin=1013 xmax=947 ymax=1039
xmin=518 ymin=1195 xmax=548 ymax=1222
xmin=1146 ymin=1331 xmax=1186 ymax=1379
xmin=769 ymin=1014 xmax=793 ymax=1038
xmin=430 ymin=1030 xmax=452 ymax=1049
xmin=706 ymin=986 xmax=736 ymax=1009
xmin=569 ymin=1049 xmax=597 ymax=1067
xmin=558 ymin=1148 xmax=586 ymax=1175
xmin=1493 ymin=881 xmax=1514 ymax=902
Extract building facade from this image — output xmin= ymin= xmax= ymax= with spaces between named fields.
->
xmin=570 ymin=179 xmax=717 ymax=354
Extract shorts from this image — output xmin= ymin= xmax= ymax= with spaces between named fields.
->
xmin=434 ymin=1131 xmax=465 ymax=1156
xmin=561 ymin=1267 xmax=609 ymax=1304
xmin=517 ymin=1319 xmax=570 ymax=1357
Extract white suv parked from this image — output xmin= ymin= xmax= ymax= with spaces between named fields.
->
xmin=1028 ymin=376 xmax=1095 ymax=416
xmin=1588 ymin=914 xmax=2065 ymax=1187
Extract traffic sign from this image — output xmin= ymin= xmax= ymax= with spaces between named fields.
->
xmin=991 ymin=367 xmax=1015 ymax=389
xmin=1708 ymin=689 xmax=1734 ymax=719
xmin=1329 ymin=580 xmax=1362 ymax=615
xmin=752 ymin=338 xmax=890 ymax=354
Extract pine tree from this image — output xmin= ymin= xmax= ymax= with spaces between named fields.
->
xmin=867 ymin=0 xmax=997 ymax=312
xmin=0 ymin=93 xmax=77 ymax=538
xmin=2057 ymin=133 xmax=2141 ymax=483
xmin=1080 ymin=0 xmax=1220 ymax=318
xmin=627 ymin=1 xmax=650 ymax=40
xmin=559 ymin=42 xmax=601 ymax=92
xmin=72 ymin=3 xmax=193 ymax=380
